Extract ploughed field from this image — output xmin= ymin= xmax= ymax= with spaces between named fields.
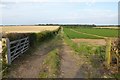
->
xmin=1 ymin=26 xmax=60 ymax=33
xmin=64 ymin=27 xmax=118 ymax=39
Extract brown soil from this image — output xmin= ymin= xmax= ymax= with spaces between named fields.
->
xmin=72 ymin=39 xmax=106 ymax=46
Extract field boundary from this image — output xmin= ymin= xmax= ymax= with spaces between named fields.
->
xmin=70 ymin=29 xmax=107 ymax=39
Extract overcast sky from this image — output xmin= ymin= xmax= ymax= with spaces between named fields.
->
xmin=0 ymin=0 xmax=119 ymax=25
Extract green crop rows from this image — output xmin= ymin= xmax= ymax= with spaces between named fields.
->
xmin=63 ymin=27 xmax=118 ymax=39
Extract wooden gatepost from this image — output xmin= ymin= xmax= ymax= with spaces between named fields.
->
xmin=105 ymin=38 xmax=112 ymax=69
xmin=105 ymin=38 xmax=120 ymax=72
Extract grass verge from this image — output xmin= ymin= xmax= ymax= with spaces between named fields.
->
xmin=39 ymin=49 xmax=60 ymax=78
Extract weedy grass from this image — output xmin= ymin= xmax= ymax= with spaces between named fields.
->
xmin=113 ymin=73 xmax=120 ymax=79
xmin=39 ymin=49 xmax=60 ymax=78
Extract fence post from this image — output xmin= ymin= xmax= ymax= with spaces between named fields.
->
xmin=6 ymin=38 xmax=11 ymax=65
xmin=105 ymin=38 xmax=112 ymax=69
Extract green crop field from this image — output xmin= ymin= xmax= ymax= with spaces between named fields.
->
xmin=63 ymin=27 xmax=118 ymax=39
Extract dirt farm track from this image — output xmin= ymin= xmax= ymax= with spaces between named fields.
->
xmin=0 ymin=26 xmax=60 ymax=33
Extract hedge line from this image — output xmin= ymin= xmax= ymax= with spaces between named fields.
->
xmin=3 ymin=27 xmax=60 ymax=39
xmin=28 ymin=28 xmax=61 ymax=48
